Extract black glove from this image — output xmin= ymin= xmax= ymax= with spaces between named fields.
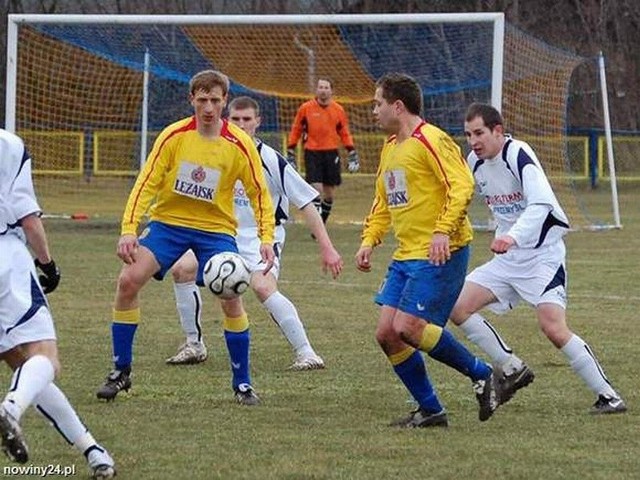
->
xmin=286 ymin=148 xmax=298 ymax=170
xmin=347 ymin=150 xmax=360 ymax=173
xmin=35 ymin=259 xmax=61 ymax=294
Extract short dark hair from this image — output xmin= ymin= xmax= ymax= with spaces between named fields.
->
xmin=317 ymin=77 xmax=333 ymax=89
xmin=375 ymin=73 xmax=423 ymax=116
xmin=189 ymin=70 xmax=229 ymax=96
xmin=228 ymin=96 xmax=260 ymax=116
xmin=465 ymin=103 xmax=504 ymax=130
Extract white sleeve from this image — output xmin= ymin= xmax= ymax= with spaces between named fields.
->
xmin=283 ymin=164 xmax=319 ymax=209
xmin=9 ymin=146 xmax=41 ymax=221
xmin=507 ymin=203 xmax=552 ymax=247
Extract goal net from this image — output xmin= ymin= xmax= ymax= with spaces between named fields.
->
xmin=6 ymin=14 xmax=620 ymax=229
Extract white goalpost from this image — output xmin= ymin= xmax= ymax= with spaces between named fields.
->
xmin=5 ymin=13 xmax=621 ymax=228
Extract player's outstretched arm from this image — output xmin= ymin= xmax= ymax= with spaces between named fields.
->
xmin=21 ymin=213 xmax=61 ymax=293
xmin=299 ymin=203 xmax=343 ymax=278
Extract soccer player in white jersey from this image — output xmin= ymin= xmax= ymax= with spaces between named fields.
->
xmin=449 ymin=103 xmax=626 ymax=414
xmin=166 ymin=96 xmax=343 ymax=371
xmin=0 ymin=129 xmax=116 ymax=477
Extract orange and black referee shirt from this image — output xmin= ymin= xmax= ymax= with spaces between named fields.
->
xmin=287 ymin=99 xmax=355 ymax=152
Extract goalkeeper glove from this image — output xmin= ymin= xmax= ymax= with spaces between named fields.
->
xmin=347 ymin=150 xmax=360 ymax=173
xmin=286 ymin=148 xmax=298 ymax=170
xmin=35 ymin=258 xmax=61 ymax=294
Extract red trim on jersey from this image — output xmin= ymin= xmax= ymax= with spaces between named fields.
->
xmin=411 ymin=122 xmax=453 ymax=217
xmin=128 ymin=117 xmax=197 ymax=225
xmin=220 ymin=120 xmax=268 ymax=239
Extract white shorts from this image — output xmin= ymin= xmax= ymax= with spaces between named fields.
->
xmin=237 ymin=235 xmax=282 ymax=280
xmin=0 ymin=235 xmax=56 ymax=353
xmin=466 ymin=241 xmax=567 ymax=314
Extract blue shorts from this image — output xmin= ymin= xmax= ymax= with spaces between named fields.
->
xmin=374 ymin=246 xmax=470 ymax=327
xmin=138 ymin=221 xmax=238 ymax=285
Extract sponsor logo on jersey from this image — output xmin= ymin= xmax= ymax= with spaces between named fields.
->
xmin=384 ymin=169 xmax=408 ymax=207
xmin=233 ymin=182 xmax=250 ymax=208
xmin=174 ymin=161 xmax=220 ymax=201
xmin=485 ymin=191 xmax=525 ymax=215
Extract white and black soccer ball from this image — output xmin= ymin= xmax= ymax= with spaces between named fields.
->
xmin=203 ymin=252 xmax=251 ymax=300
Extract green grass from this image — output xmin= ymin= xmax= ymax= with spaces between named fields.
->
xmin=3 ymin=196 xmax=640 ymax=479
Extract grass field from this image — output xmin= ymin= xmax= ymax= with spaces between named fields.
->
xmin=2 ymin=190 xmax=639 ymax=479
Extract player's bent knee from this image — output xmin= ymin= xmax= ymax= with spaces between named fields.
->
xmin=219 ymin=297 xmax=245 ymax=317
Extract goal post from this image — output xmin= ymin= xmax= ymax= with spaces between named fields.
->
xmin=5 ymin=13 xmax=621 ymax=229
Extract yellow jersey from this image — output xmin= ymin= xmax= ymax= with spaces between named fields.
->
xmin=361 ymin=121 xmax=474 ymax=260
xmin=121 ymin=117 xmax=274 ymax=243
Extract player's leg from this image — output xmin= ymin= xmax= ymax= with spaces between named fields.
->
xmin=251 ymin=268 xmax=324 ymax=370
xmin=219 ymin=296 xmax=259 ymax=405
xmin=395 ymin=249 xmax=502 ymax=421
xmin=450 ymin=278 xmax=534 ymax=403
xmin=0 ymin=242 xmax=58 ymax=463
xmin=194 ymin=233 xmax=258 ymax=405
xmin=96 ymin=247 xmax=159 ymax=401
xmin=319 ymin=150 xmax=341 ymax=224
xmin=373 ymin=261 xmax=447 ymax=428
xmin=166 ymin=250 xmax=207 ymax=365
xmin=536 ymin=303 xmax=626 ymax=414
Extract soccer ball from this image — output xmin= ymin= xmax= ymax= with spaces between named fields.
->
xmin=203 ymin=252 xmax=251 ymax=300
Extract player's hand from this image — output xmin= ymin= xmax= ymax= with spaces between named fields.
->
xmin=259 ymin=243 xmax=275 ymax=275
xmin=35 ymin=258 xmax=61 ymax=294
xmin=320 ymin=245 xmax=343 ymax=279
xmin=429 ymin=233 xmax=450 ymax=266
xmin=117 ymin=234 xmax=139 ymax=264
xmin=286 ymin=148 xmax=298 ymax=171
xmin=347 ymin=150 xmax=360 ymax=173
xmin=355 ymin=246 xmax=373 ymax=272
xmin=490 ymin=235 xmax=516 ymax=254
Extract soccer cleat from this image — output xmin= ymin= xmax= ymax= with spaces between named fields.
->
xmin=165 ymin=341 xmax=208 ymax=365
xmin=234 ymin=383 xmax=261 ymax=406
xmin=0 ymin=406 xmax=28 ymax=463
xmin=85 ymin=444 xmax=116 ymax=479
xmin=96 ymin=369 xmax=132 ymax=401
xmin=590 ymin=395 xmax=627 ymax=415
xmin=389 ymin=408 xmax=449 ymax=428
xmin=498 ymin=363 xmax=535 ymax=404
xmin=473 ymin=366 xmax=501 ymax=422
xmin=288 ymin=353 xmax=325 ymax=371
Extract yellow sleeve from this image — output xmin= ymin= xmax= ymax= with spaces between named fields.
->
xmin=429 ymin=134 xmax=475 ymax=235
xmin=360 ymin=163 xmax=391 ymax=248
xmin=120 ymin=127 xmax=176 ymax=236
xmin=238 ymin=137 xmax=275 ymax=244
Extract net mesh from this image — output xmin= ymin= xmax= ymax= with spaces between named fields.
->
xmin=10 ymin=17 xmax=616 ymax=227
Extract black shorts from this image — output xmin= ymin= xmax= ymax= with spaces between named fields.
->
xmin=304 ymin=149 xmax=341 ymax=186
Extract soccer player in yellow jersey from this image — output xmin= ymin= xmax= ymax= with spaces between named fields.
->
xmin=355 ymin=73 xmax=505 ymax=427
xmin=96 ymin=70 xmax=275 ymax=406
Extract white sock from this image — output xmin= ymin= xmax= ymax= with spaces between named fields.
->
xmin=262 ymin=292 xmax=315 ymax=357
xmin=561 ymin=334 xmax=618 ymax=398
xmin=459 ymin=313 xmax=523 ymax=374
xmin=173 ymin=281 xmax=203 ymax=343
xmin=34 ymin=383 xmax=97 ymax=452
xmin=2 ymin=355 xmax=55 ymax=421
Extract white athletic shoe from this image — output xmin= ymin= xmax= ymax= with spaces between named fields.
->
xmin=86 ymin=444 xmax=116 ymax=479
xmin=288 ymin=353 xmax=325 ymax=371
xmin=165 ymin=341 xmax=208 ymax=365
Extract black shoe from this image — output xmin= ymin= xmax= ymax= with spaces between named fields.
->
xmin=96 ymin=368 xmax=132 ymax=401
xmin=389 ymin=408 xmax=448 ymax=428
xmin=0 ymin=406 xmax=28 ymax=463
xmin=234 ymin=383 xmax=260 ymax=406
xmin=499 ymin=363 xmax=535 ymax=404
xmin=590 ymin=395 xmax=627 ymax=415
xmin=473 ymin=366 xmax=501 ymax=422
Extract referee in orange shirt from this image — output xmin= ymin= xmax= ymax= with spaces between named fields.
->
xmin=287 ymin=78 xmax=359 ymax=226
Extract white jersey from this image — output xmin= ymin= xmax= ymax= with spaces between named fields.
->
xmin=0 ymin=129 xmax=41 ymax=242
xmin=234 ymin=139 xmax=318 ymax=250
xmin=467 ymin=135 xmax=570 ymax=250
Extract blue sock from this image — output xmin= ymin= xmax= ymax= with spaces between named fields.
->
xmin=111 ymin=322 xmax=137 ymax=371
xmin=427 ymin=329 xmax=491 ymax=381
xmin=393 ymin=351 xmax=443 ymax=413
xmin=224 ymin=329 xmax=251 ymax=389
